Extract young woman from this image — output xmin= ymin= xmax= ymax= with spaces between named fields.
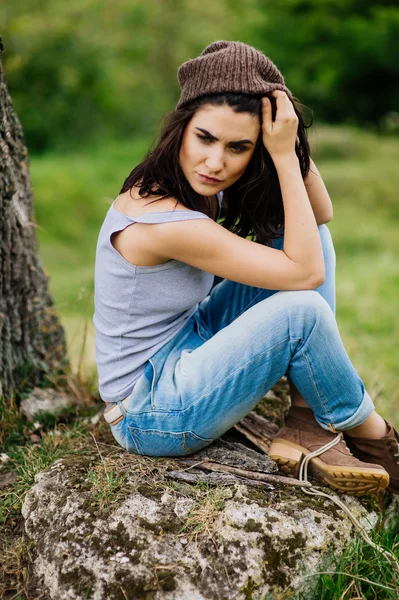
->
xmin=94 ymin=41 xmax=399 ymax=496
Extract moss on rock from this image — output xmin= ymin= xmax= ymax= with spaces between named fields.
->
xmin=21 ymin=446 xmax=379 ymax=600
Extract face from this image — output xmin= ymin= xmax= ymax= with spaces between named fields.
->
xmin=179 ymin=104 xmax=260 ymax=195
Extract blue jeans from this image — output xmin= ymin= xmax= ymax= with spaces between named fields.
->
xmin=110 ymin=225 xmax=374 ymax=456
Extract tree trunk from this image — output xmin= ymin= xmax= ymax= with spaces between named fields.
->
xmin=0 ymin=37 xmax=68 ymax=403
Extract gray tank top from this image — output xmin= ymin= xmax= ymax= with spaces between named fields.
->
xmin=93 ymin=194 xmax=222 ymax=402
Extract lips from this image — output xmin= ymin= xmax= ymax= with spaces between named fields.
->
xmin=197 ymin=172 xmax=222 ymax=184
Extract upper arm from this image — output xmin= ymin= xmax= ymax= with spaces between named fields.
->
xmin=144 ymin=218 xmax=323 ymax=291
xmin=305 ymin=160 xmax=333 ymax=224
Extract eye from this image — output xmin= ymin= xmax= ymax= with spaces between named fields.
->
xmin=230 ymin=145 xmax=248 ymax=154
xmin=196 ymin=134 xmax=213 ymax=144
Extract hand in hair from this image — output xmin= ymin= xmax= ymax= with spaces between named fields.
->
xmin=261 ymin=91 xmax=299 ymax=163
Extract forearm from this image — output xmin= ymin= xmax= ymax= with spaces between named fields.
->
xmin=305 ymin=159 xmax=333 ymax=224
xmin=275 ymin=154 xmax=325 ymax=283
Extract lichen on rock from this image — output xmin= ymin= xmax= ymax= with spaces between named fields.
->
xmin=21 ymin=445 xmax=378 ymax=600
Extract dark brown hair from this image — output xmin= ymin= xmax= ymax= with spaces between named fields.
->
xmin=120 ymin=92 xmax=313 ymax=245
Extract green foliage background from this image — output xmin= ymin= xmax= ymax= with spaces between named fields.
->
xmin=1 ymin=0 xmax=398 ymax=153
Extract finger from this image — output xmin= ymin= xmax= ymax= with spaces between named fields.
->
xmin=271 ymin=90 xmax=289 ymax=104
xmin=261 ymin=97 xmax=273 ymax=129
xmin=274 ymin=92 xmax=296 ymax=120
xmin=272 ymin=89 xmax=293 ymax=110
xmin=274 ymin=91 xmax=291 ymax=109
xmin=271 ymin=90 xmax=287 ymax=97
xmin=271 ymin=90 xmax=292 ymax=120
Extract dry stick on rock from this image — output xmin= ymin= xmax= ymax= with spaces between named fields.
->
xmin=178 ymin=459 xmax=311 ymax=488
xmin=165 ymin=470 xmax=274 ymax=490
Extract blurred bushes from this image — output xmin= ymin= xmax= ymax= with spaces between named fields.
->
xmin=251 ymin=0 xmax=399 ymax=128
xmin=4 ymin=31 xmax=112 ymax=152
xmin=1 ymin=0 xmax=398 ymax=153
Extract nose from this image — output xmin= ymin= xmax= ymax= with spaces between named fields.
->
xmin=205 ymin=146 xmax=224 ymax=173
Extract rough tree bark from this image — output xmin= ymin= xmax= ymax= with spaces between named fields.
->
xmin=0 ymin=37 xmax=68 ymax=403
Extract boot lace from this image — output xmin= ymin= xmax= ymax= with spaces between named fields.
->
xmin=297 ymin=432 xmax=399 ymax=575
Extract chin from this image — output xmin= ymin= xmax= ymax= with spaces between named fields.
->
xmin=188 ymin=180 xmax=217 ymax=195
xmin=190 ymin=181 xmax=205 ymax=194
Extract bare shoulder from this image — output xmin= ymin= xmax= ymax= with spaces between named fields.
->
xmin=111 ymin=189 xmax=197 ymax=266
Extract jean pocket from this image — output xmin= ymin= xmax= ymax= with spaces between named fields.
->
xmin=126 ymin=426 xmax=213 ymax=457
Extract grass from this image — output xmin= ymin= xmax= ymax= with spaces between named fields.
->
xmin=0 ymin=124 xmax=398 ymax=598
xmin=176 ymin=481 xmax=231 ymax=540
xmin=303 ymin=514 xmax=399 ymax=599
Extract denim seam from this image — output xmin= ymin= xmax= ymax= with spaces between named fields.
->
xmin=127 ymin=428 xmax=213 ymax=454
xmin=149 ymin=358 xmax=158 ymax=409
xmin=302 ymin=349 xmax=333 ymax=426
xmin=129 ymin=427 xmax=186 ymax=438
xmin=127 ymin=427 xmax=142 ymax=454
xmin=129 ymin=428 xmax=212 ymax=442
xmin=183 ymin=433 xmax=190 ymax=452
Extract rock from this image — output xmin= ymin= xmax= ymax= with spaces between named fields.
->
xmin=22 ymin=450 xmax=378 ymax=600
xmin=0 ymin=452 xmax=10 ymax=466
xmin=20 ymin=387 xmax=77 ymax=421
xmin=0 ymin=470 xmax=19 ymax=489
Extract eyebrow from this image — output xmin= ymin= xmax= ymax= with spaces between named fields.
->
xmin=195 ymin=127 xmax=254 ymax=146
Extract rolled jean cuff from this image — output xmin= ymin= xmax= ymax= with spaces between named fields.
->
xmin=315 ymin=390 xmax=375 ymax=432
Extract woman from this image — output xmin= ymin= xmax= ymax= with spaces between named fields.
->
xmin=94 ymin=41 xmax=399 ymax=496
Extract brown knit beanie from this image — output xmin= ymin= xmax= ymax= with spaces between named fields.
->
xmin=176 ymin=40 xmax=292 ymax=108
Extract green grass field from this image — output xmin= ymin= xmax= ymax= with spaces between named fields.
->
xmin=30 ymin=125 xmax=399 ymax=424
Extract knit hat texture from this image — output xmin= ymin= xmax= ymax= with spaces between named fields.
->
xmin=176 ymin=40 xmax=292 ymax=108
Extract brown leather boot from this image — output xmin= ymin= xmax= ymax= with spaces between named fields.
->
xmin=268 ymin=406 xmax=389 ymax=496
xmin=344 ymin=420 xmax=399 ymax=494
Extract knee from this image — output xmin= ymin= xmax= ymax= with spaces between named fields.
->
xmin=277 ymin=290 xmax=333 ymax=323
xmin=277 ymin=291 xmax=336 ymax=344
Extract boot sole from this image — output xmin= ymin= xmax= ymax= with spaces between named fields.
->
xmin=268 ymin=438 xmax=390 ymax=496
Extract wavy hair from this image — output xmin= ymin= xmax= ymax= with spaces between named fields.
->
xmin=120 ymin=92 xmax=313 ymax=245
